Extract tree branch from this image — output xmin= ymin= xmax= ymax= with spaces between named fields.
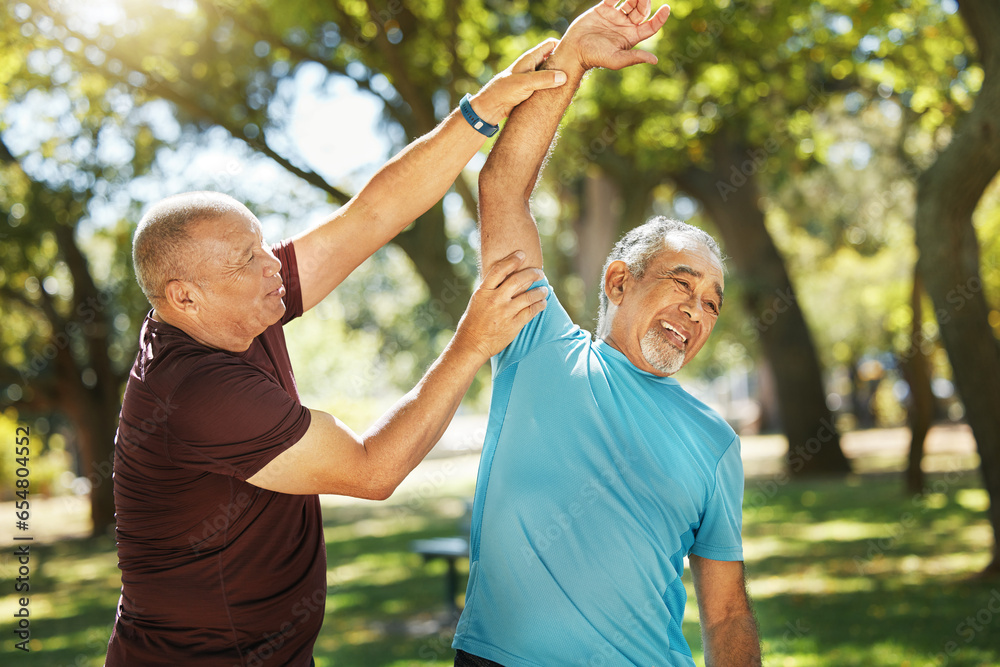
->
xmin=33 ymin=5 xmax=353 ymax=206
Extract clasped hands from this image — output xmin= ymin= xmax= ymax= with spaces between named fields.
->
xmin=469 ymin=0 xmax=671 ymax=124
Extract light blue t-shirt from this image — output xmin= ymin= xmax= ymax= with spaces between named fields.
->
xmin=453 ymin=280 xmax=744 ymax=666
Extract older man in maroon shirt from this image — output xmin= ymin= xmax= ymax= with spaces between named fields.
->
xmin=106 ymin=42 xmax=565 ymax=666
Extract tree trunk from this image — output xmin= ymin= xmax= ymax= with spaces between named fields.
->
xmin=572 ymin=172 xmax=622 ymax=326
xmin=847 ymin=357 xmax=871 ymax=430
xmin=914 ymin=0 xmax=1000 ymax=574
xmin=676 ymin=136 xmax=851 ymax=476
xmin=900 ymin=268 xmax=935 ymax=495
xmin=61 ymin=387 xmax=119 ymax=537
xmin=394 ymin=202 xmax=471 ymax=327
xmin=52 ymin=221 xmax=122 ymax=536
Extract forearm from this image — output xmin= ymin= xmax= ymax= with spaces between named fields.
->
xmin=702 ymin=613 xmax=762 ymax=667
xmin=479 ymin=0 xmax=670 ymax=273
xmin=292 ymin=110 xmax=490 ymax=311
xmin=479 ymin=56 xmax=586 ymax=273
xmin=354 ymin=110 xmax=488 ymax=234
xmin=359 ymin=338 xmax=483 ymax=495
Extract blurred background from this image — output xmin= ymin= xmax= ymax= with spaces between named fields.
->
xmin=1 ymin=0 xmax=999 ymax=664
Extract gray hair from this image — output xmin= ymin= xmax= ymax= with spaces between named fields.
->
xmin=132 ymin=191 xmax=250 ymax=303
xmin=596 ymin=216 xmax=724 ymax=338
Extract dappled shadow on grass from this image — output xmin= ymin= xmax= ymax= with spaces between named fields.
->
xmin=5 ymin=535 xmax=121 ymax=666
xmin=743 ymin=470 xmax=992 ymax=581
xmin=750 ymin=582 xmax=1000 ymax=667
xmin=730 ymin=470 xmax=997 ymax=667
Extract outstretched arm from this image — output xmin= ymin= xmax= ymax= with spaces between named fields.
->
xmin=247 ymin=252 xmax=547 ymax=498
xmin=291 ymin=41 xmax=566 ymax=312
xmin=478 ymin=0 xmax=670 ymax=275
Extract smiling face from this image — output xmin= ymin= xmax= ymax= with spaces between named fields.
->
xmin=602 ymin=235 xmax=724 ymax=376
xmin=164 ymin=209 xmax=286 ymax=350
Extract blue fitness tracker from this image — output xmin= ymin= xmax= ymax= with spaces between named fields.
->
xmin=459 ymin=93 xmax=499 ymax=137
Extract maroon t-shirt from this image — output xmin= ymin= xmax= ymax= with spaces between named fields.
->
xmin=106 ymin=241 xmax=324 ymax=667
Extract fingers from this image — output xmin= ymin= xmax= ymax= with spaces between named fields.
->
xmin=616 ymin=0 xmax=639 ymax=15
xmin=515 ymin=282 xmax=550 ymax=309
xmin=512 ymin=68 xmax=568 ymax=93
xmin=609 ymin=49 xmax=658 ymax=70
xmin=637 ymin=0 xmax=653 ymax=20
xmin=493 ymin=265 xmax=546 ymax=299
xmin=623 ymin=0 xmax=647 ymax=23
xmin=510 ymin=39 xmax=565 ymax=90
xmin=637 ymin=4 xmax=671 ymax=39
xmin=512 ymin=287 xmax=549 ymax=326
xmin=459 ymin=263 xmax=547 ymax=359
xmin=513 ymin=37 xmax=559 ymax=73
xmin=480 ymin=251 xmax=526 ymax=290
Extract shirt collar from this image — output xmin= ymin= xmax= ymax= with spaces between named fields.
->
xmin=592 ymin=338 xmax=680 ymax=385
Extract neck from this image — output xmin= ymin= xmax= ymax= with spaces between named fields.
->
xmin=152 ymin=308 xmax=253 ymax=352
xmin=601 ymin=329 xmax=672 ymax=377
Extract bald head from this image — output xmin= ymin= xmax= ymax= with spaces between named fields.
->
xmin=132 ymin=191 xmax=253 ymax=304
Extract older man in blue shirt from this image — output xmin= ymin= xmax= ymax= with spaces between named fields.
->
xmin=452 ymin=2 xmax=761 ymax=665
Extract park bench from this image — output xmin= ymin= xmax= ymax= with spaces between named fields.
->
xmin=410 ymin=501 xmax=472 ymax=615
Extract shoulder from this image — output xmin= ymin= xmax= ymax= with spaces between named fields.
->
xmin=493 ymin=278 xmax=590 ymax=373
xmin=134 ymin=320 xmax=266 ymax=404
xmin=663 ymin=382 xmax=738 ymax=456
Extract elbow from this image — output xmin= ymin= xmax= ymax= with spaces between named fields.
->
xmin=478 ymin=159 xmax=499 ymax=187
xmin=364 ymin=483 xmax=397 ymax=502
xmin=345 ymin=481 xmax=395 ymax=501
xmin=477 ymin=166 xmax=500 ymax=206
xmin=478 ymin=165 xmax=529 ymax=208
xmin=359 ymin=471 xmax=400 ymax=501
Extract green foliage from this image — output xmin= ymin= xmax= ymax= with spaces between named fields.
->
xmin=0 ymin=2 xmax=163 ymax=385
xmin=3 ymin=0 xmax=998 ymax=525
xmin=8 ymin=0 xmax=990 ymax=397
xmin=539 ymin=0 xmax=994 ymax=410
xmin=0 ymin=409 xmax=74 ymax=499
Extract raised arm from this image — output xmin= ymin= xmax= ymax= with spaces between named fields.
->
xmin=291 ymin=41 xmax=566 ymax=312
xmin=689 ymin=555 xmax=763 ymax=666
xmin=478 ymin=0 xmax=670 ymax=275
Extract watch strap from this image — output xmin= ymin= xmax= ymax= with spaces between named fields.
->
xmin=459 ymin=93 xmax=499 ymax=137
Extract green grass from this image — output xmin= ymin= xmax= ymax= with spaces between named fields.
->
xmin=2 ymin=467 xmax=998 ymax=666
xmin=734 ymin=472 xmax=998 ymax=667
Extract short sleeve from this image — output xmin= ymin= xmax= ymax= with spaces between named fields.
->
xmin=492 ymin=277 xmax=581 ymax=376
xmin=690 ymin=436 xmax=745 ymax=561
xmin=275 ymin=240 xmax=304 ymax=325
xmin=164 ymin=359 xmax=312 ymax=480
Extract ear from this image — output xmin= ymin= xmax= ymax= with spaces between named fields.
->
xmin=163 ymin=279 xmax=201 ymax=315
xmin=604 ymin=260 xmax=630 ymax=307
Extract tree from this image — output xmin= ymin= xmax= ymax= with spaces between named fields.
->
xmin=542 ymin=0 xmax=886 ymax=474
xmin=912 ymin=0 xmax=1000 ymax=575
xmin=22 ymin=0 xmax=588 ymax=324
xmin=0 ymin=3 xmax=165 ymax=534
